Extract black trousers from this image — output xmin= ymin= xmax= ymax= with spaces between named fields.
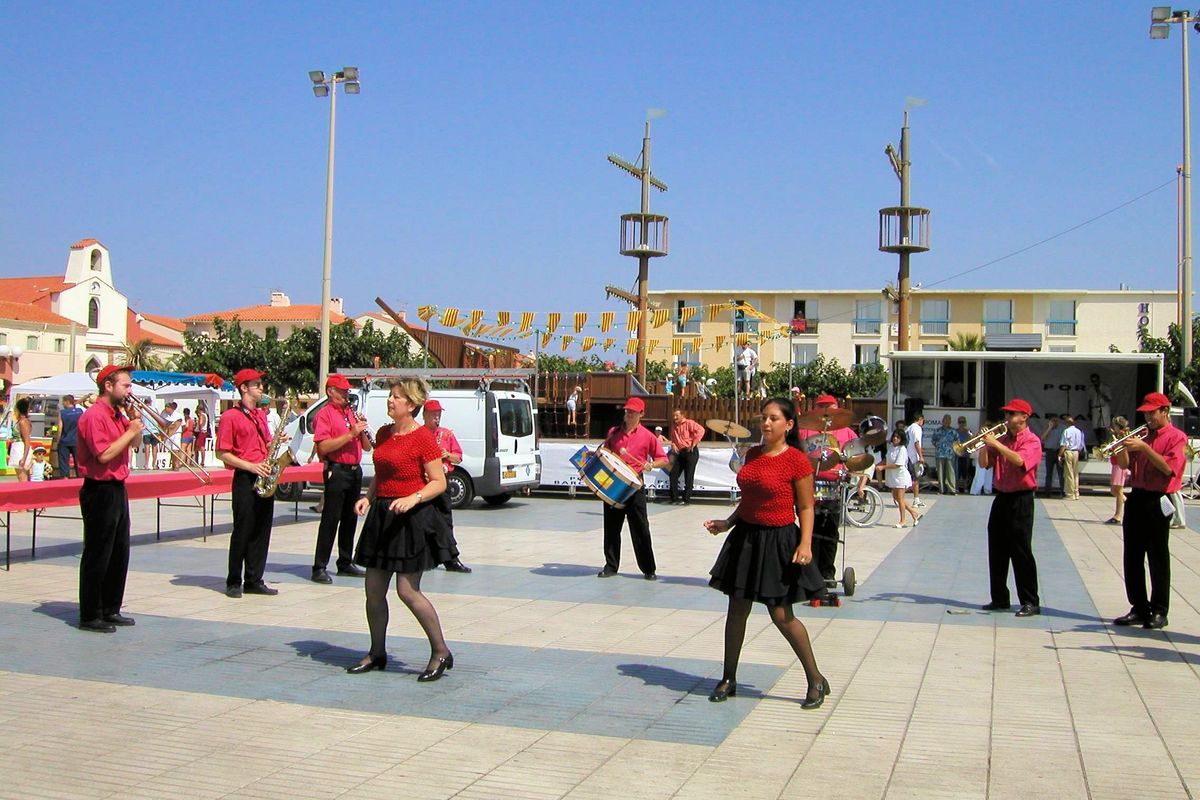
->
xmin=79 ymin=479 xmax=131 ymax=621
xmin=1123 ymin=489 xmax=1172 ymax=615
xmin=814 ymin=509 xmax=840 ymax=584
xmin=668 ymin=448 xmax=699 ymax=502
xmin=228 ymin=470 xmax=275 ymax=587
xmin=1042 ymin=449 xmax=1063 ymax=493
xmin=314 ymin=462 xmax=362 ymax=571
xmin=987 ymin=489 xmax=1039 ymax=606
xmin=602 ymin=489 xmax=656 ymax=574
xmin=58 ymin=443 xmax=77 ymax=478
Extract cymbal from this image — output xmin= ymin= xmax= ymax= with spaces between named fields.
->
xmin=795 ymin=407 xmax=858 ymax=431
xmin=707 ymin=418 xmax=751 ymax=439
xmin=860 ymin=429 xmax=887 ymax=447
xmin=843 ymin=453 xmax=876 ymax=472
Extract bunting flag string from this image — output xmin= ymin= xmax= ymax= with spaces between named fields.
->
xmin=440 ymin=307 xmax=462 ymax=327
xmin=651 ymin=308 xmax=670 ymax=328
xmin=417 ymin=305 xmax=438 ymax=322
xmin=519 ymin=312 xmax=535 ymax=332
xmin=600 ymin=311 xmax=614 ymax=332
xmin=469 ymin=309 xmax=485 ymax=327
xmin=626 ymin=310 xmax=643 ymax=332
xmin=678 ymin=306 xmax=696 ymax=328
xmin=581 ymin=336 xmax=596 ymax=351
xmin=546 ymin=312 xmax=561 ymax=334
xmin=573 ymin=312 xmax=587 ymax=333
xmin=497 ymin=311 xmax=511 ymax=326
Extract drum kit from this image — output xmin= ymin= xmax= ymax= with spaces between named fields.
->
xmin=701 ymin=410 xmax=888 ymax=476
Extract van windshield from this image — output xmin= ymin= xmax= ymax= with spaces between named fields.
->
xmin=498 ymin=399 xmax=533 ymax=437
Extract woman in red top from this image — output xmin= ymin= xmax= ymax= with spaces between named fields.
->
xmin=704 ymin=398 xmax=830 ymax=708
xmin=346 ymin=378 xmax=458 ymax=681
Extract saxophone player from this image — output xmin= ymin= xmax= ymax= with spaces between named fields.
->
xmin=216 ymin=368 xmax=280 ymax=598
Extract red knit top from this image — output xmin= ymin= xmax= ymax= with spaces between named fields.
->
xmin=736 ymin=445 xmax=814 ymax=526
xmin=371 ymin=424 xmax=442 ymax=498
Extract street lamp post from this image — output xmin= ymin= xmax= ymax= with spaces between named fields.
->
xmin=309 ymin=67 xmax=361 ymax=390
xmin=1152 ymin=8 xmax=1196 ymax=368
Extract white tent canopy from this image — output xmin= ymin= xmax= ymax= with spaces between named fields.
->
xmin=154 ymin=384 xmax=237 ymax=403
xmin=11 ymin=372 xmax=153 ymax=399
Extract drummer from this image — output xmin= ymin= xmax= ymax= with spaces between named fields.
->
xmin=797 ymin=393 xmax=858 ymax=598
xmin=597 ymin=396 xmax=669 ymax=580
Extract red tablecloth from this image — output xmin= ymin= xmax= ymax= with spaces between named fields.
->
xmin=0 ymin=463 xmax=325 ymax=512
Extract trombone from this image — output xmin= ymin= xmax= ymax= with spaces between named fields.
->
xmin=952 ymin=422 xmax=1008 ymax=456
xmin=1100 ymin=425 xmax=1149 ymax=458
xmin=125 ymin=395 xmax=212 ymax=484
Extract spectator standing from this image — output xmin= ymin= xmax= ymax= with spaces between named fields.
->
xmin=57 ymin=394 xmax=84 ymax=478
xmin=955 ymin=416 xmax=974 ymax=491
xmin=931 ymin=415 xmax=959 ymax=495
xmin=1058 ymin=415 xmax=1085 ymax=500
xmin=905 ymin=414 xmax=926 ymax=508
xmin=736 ymin=342 xmax=758 ymax=399
xmin=668 ymin=408 xmax=705 ymax=505
xmin=1040 ymin=416 xmax=1064 ymax=496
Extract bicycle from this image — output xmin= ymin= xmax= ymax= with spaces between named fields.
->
xmin=843 ymin=483 xmax=884 ymax=528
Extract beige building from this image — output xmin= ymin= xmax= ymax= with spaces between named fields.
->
xmin=647 ymin=288 xmax=1177 ymax=370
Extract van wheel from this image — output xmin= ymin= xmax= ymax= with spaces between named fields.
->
xmin=482 ymin=493 xmax=512 ymax=506
xmin=275 ymin=481 xmax=302 ymax=503
xmin=446 ymin=470 xmax=474 ymax=509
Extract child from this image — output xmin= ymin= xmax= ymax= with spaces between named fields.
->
xmin=30 ymin=447 xmax=49 ymax=482
xmin=876 ymin=430 xmax=919 ymax=528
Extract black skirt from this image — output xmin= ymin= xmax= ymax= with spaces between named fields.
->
xmin=709 ymin=522 xmax=825 ymax=605
xmin=353 ymin=497 xmax=459 ymax=573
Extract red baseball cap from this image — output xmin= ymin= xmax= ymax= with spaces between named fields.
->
xmin=95 ymin=364 xmax=128 ymax=389
xmin=1137 ymin=392 xmax=1171 ymax=412
xmin=1000 ymin=398 xmax=1033 ymax=415
xmin=424 ymin=399 xmax=444 ymax=413
xmin=624 ymin=396 xmax=646 ymax=413
xmin=325 ymin=374 xmax=351 ymax=391
xmin=814 ymin=394 xmax=838 ymax=407
xmin=232 ymin=368 xmax=266 ymax=388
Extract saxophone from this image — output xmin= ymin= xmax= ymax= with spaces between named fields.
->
xmin=255 ymin=402 xmax=293 ymax=498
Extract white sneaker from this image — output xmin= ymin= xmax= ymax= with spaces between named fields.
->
xmin=913 ymin=499 xmax=926 ymax=508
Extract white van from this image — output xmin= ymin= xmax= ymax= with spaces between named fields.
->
xmin=282 ymin=385 xmax=540 ymax=509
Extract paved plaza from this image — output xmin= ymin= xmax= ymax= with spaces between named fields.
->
xmin=1 ymin=485 xmax=1199 ymax=799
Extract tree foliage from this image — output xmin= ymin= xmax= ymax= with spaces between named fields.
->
xmin=121 ymin=338 xmax=164 ymax=371
xmin=1138 ymin=318 xmax=1200 ymax=398
xmin=176 ymin=318 xmax=421 ymax=395
xmin=759 ymin=356 xmax=889 ymax=399
xmin=948 ymin=332 xmax=985 ymax=351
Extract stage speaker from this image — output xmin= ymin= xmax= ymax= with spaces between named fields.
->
xmin=1183 ymin=407 xmax=1200 ymax=437
xmin=903 ymin=397 xmax=925 ymax=425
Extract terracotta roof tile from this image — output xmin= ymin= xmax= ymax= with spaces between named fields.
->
xmin=137 ymin=311 xmax=186 ymax=332
xmin=126 ymin=309 xmax=183 ymax=349
xmin=70 ymin=238 xmax=103 ymax=249
xmin=183 ymin=304 xmax=347 ymax=324
xmin=0 ymin=300 xmax=76 ymax=326
xmin=0 ymin=275 xmax=71 ymax=303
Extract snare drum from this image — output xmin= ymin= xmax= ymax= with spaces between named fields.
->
xmin=858 ymin=415 xmax=887 ymax=447
xmin=575 ymin=447 xmax=643 ymax=508
xmin=813 ymin=479 xmax=843 ymax=516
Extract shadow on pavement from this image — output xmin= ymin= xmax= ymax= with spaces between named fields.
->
xmin=530 ymin=563 xmax=597 ymax=578
xmin=170 ymin=574 xmax=230 ymax=593
xmin=31 ymin=600 xmax=79 ymax=627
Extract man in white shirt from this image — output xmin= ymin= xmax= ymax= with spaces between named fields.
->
xmin=736 ymin=342 xmax=758 ymax=399
xmin=906 ymin=413 xmax=925 ymax=507
xmin=160 ymin=402 xmax=182 ymax=471
xmin=1057 ymin=415 xmax=1085 ymax=500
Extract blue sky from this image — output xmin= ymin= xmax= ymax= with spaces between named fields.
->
xmin=0 ymin=1 xmax=1189 ymax=329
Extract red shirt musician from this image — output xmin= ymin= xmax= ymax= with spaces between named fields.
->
xmin=978 ymin=398 xmax=1044 ymax=618
xmin=309 ymin=373 xmax=372 ymax=584
xmin=422 ymin=398 xmax=470 ymax=573
xmin=1112 ymin=392 xmax=1187 ymax=630
xmin=796 ymin=393 xmax=858 ymax=590
xmin=667 ymin=408 xmax=706 ymax=505
xmin=215 ymin=368 xmax=280 ymax=598
xmin=75 ymin=365 xmax=144 ymax=633
xmin=597 ymin=396 xmax=668 ymax=580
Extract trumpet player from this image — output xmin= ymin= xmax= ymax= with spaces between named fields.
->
xmin=1113 ymin=392 xmax=1185 ymax=630
xmin=216 ymin=368 xmax=279 ymax=599
xmin=76 ymin=365 xmax=144 ymax=633
xmin=310 ymin=374 xmax=371 ymax=584
xmin=979 ymin=398 xmax=1043 ymax=618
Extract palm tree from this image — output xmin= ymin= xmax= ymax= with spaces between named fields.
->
xmin=122 ymin=338 xmax=163 ymax=371
xmin=948 ymin=332 xmax=985 ymax=351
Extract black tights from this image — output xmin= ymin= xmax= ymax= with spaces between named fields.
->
xmin=721 ymin=596 xmax=824 ymax=699
xmin=363 ymin=567 xmax=450 ymax=672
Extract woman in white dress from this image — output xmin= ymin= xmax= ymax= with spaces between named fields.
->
xmin=876 ymin=430 xmax=919 ymax=527
xmin=9 ymin=398 xmax=33 ymax=483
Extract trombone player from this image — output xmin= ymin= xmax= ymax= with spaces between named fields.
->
xmin=1112 ymin=392 xmax=1185 ymax=630
xmin=978 ymin=398 xmax=1043 ymax=618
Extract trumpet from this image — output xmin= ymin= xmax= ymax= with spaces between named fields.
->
xmin=1100 ymin=425 xmax=1149 ymax=458
xmin=952 ymin=422 xmax=1008 ymax=456
xmin=125 ymin=395 xmax=212 ymax=484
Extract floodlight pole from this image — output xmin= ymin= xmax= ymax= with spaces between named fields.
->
xmin=318 ymin=80 xmax=337 ymax=390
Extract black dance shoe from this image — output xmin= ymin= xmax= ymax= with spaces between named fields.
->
xmin=800 ymin=678 xmax=831 ymax=710
xmin=443 ymin=560 xmax=472 ymax=573
xmin=337 ymin=565 xmax=366 ymax=577
xmin=981 ymin=601 xmax=1011 ymax=612
xmin=1015 ymin=604 xmax=1041 ymax=618
xmin=243 ymin=582 xmax=279 ymax=596
xmin=311 ymin=569 xmax=333 ymax=584
xmin=417 ymin=653 xmax=454 ymax=682
xmin=225 ymin=585 xmax=243 ymax=599
xmin=103 ymin=613 xmax=135 ymax=626
xmin=79 ymin=618 xmax=116 ymax=633
xmin=709 ymin=678 xmax=736 ymax=702
xmin=597 ymin=568 xmax=617 ymax=578
xmin=347 ymin=654 xmax=387 ymax=674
